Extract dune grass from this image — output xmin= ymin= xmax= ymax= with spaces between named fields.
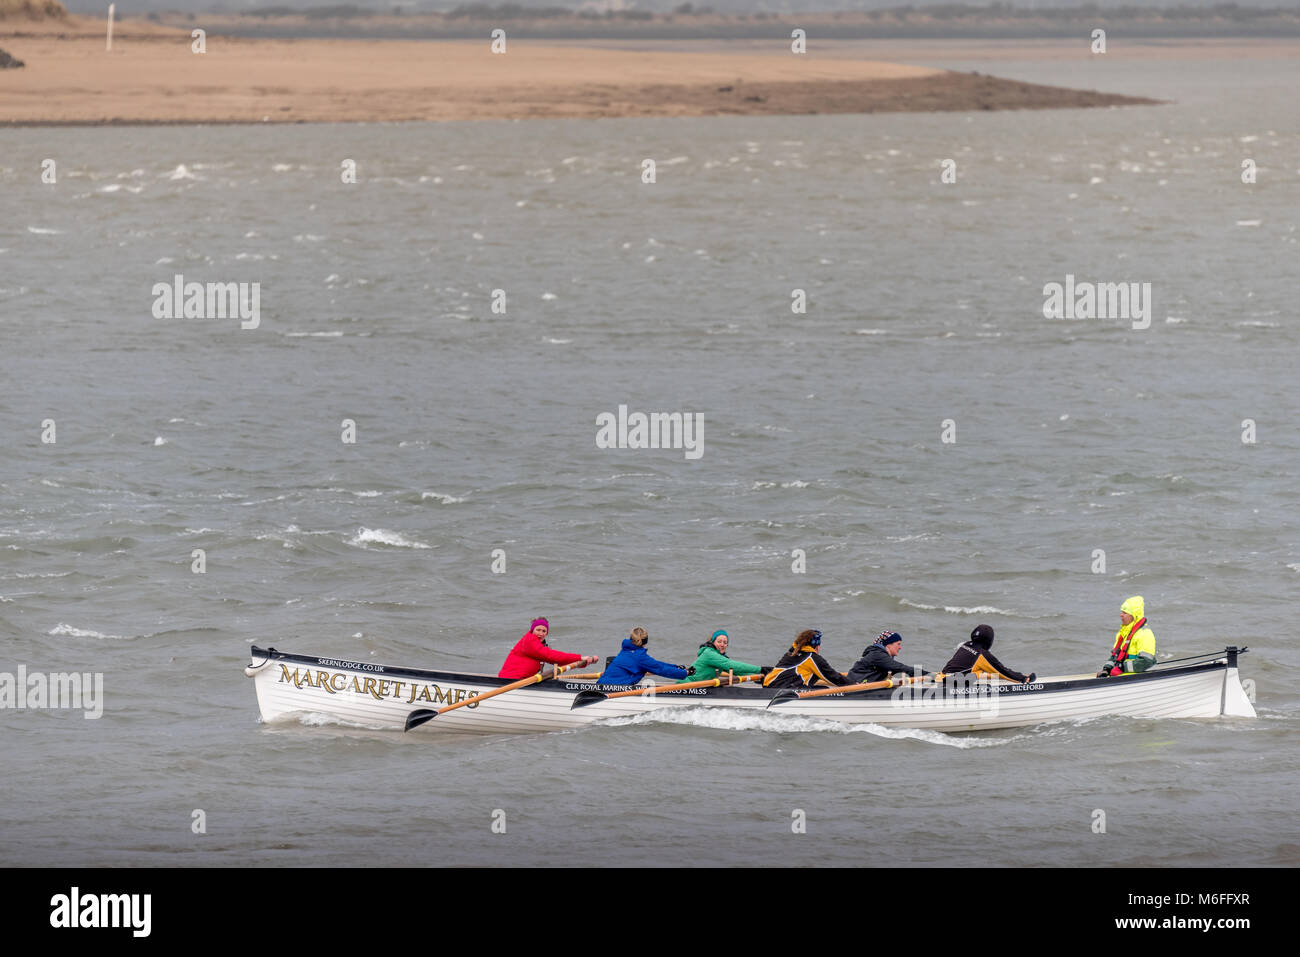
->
xmin=0 ymin=0 xmax=69 ymax=20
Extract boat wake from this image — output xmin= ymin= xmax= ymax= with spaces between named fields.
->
xmin=290 ymin=711 xmax=393 ymax=732
xmin=600 ymin=707 xmax=1015 ymax=749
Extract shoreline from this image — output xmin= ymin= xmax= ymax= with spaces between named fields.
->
xmin=0 ymin=23 xmax=1165 ymax=126
xmin=0 ymin=69 xmax=1162 ymax=127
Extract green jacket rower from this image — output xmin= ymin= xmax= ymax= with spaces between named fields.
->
xmin=678 ymin=630 xmax=766 ymax=683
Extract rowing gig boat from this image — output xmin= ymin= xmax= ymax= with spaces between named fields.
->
xmin=245 ymin=645 xmax=1255 ymax=734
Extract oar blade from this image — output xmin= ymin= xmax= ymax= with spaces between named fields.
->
xmin=571 ymin=689 xmax=608 ymax=710
xmin=404 ymin=709 xmax=438 ymax=732
xmin=766 ymin=689 xmax=798 ymax=708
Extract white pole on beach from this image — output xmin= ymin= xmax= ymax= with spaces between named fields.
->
xmin=106 ymin=4 xmax=115 ymax=53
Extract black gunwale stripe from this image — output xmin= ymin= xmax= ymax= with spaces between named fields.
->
xmin=250 ymin=646 xmax=1226 ymax=701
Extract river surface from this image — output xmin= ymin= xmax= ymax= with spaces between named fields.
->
xmin=1 ymin=50 xmax=1296 ymax=866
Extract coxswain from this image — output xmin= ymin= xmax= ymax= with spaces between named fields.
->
xmin=1097 ymin=597 xmax=1156 ymax=677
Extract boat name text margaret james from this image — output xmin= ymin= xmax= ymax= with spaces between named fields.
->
xmin=277 ymin=665 xmax=480 ymax=707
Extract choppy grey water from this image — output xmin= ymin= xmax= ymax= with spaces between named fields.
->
xmin=1 ymin=53 xmax=1297 ymax=867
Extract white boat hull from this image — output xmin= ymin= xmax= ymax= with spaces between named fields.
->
xmin=246 ymin=646 xmax=1256 ymax=735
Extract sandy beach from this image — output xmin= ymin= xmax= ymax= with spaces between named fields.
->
xmin=0 ymin=15 xmax=1160 ymax=125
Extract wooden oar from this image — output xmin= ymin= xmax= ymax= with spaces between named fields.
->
xmin=766 ymin=674 xmax=937 ymax=708
xmin=571 ymin=672 xmax=764 ymax=710
xmin=404 ymin=659 xmax=590 ymax=731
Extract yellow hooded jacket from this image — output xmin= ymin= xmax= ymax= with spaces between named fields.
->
xmin=1109 ymin=596 xmax=1156 ymax=675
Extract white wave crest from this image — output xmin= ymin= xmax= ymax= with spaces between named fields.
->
xmin=602 ymin=706 xmax=1008 ymax=748
xmin=350 ymin=528 xmax=431 ymax=549
xmin=898 ymin=599 xmax=1018 ymax=616
xmin=255 ymin=530 xmax=298 ymax=548
xmin=420 ymin=491 xmax=465 ymax=505
xmin=49 ymin=623 xmax=128 ymax=640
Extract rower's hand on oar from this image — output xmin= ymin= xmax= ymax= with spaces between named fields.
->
xmin=582 ymin=655 xmax=599 ymax=666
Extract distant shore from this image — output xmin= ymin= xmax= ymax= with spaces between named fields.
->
xmin=0 ymin=14 xmax=1177 ymax=126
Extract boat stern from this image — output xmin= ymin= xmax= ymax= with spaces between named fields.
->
xmin=1221 ymin=647 xmax=1257 ymax=718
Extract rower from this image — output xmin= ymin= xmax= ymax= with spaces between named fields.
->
xmin=598 ymin=627 xmax=689 ymax=687
xmin=498 ymin=617 xmax=597 ymax=680
xmin=846 ymin=631 xmax=930 ymax=685
xmin=678 ymin=629 xmax=771 ymax=684
xmin=763 ymin=629 xmax=851 ymax=688
xmin=1098 ymin=597 xmax=1156 ymax=677
xmin=942 ymin=625 xmax=1035 ymax=683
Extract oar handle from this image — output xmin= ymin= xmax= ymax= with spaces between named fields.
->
xmin=794 ymin=673 xmax=938 ymax=700
xmin=767 ymin=674 xmax=935 ymax=708
xmin=795 ymin=678 xmax=893 ymax=699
